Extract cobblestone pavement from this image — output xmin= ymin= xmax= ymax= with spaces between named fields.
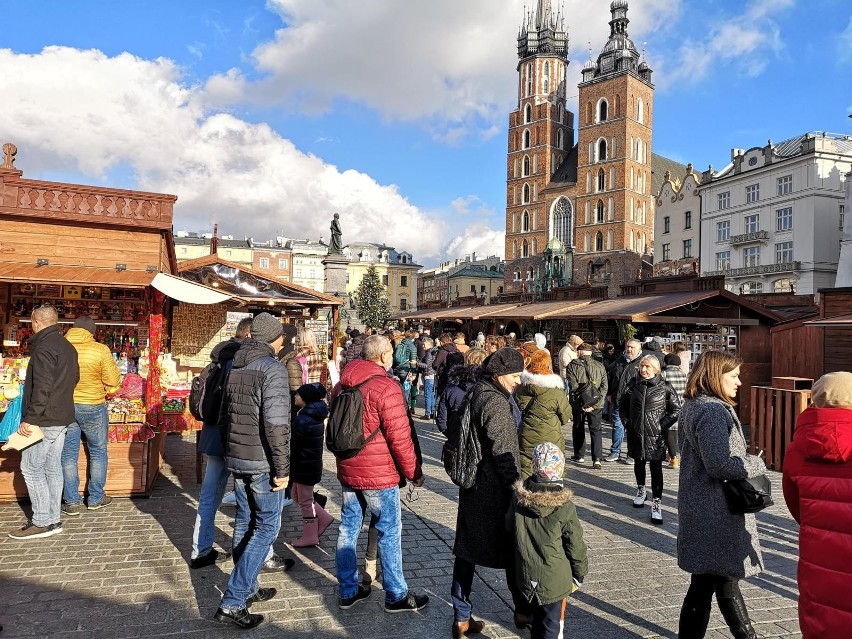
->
xmin=0 ymin=416 xmax=801 ymax=638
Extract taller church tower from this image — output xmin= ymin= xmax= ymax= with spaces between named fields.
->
xmin=574 ymin=0 xmax=655 ymax=292
xmin=504 ymin=0 xmax=574 ymax=292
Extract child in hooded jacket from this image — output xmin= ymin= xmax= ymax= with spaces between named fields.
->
xmin=290 ymin=383 xmax=334 ymax=547
xmin=509 ymin=442 xmax=589 ymax=639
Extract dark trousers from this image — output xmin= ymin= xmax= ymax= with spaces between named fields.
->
xmin=634 ymin=459 xmax=664 ymax=499
xmin=572 ymin=407 xmax=603 ymax=461
xmin=666 ymin=429 xmax=679 ymax=458
xmin=451 ymin=555 xmax=529 ymax=622
xmin=531 ymin=598 xmax=567 ymax=639
xmin=679 ymin=573 xmax=756 ymax=639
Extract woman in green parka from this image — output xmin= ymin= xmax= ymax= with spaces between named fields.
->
xmin=515 ymin=350 xmax=572 ymax=479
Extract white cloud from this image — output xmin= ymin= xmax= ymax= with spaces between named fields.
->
xmin=208 ymin=0 xmax=677 ymax=140
xmin=838 ymin=16 xmax=852 ymax=65
xmin=444 ymin=222 xmax=506 ymax=261
xmin=656 ymin=0 xmax=794 ymax=86
xmin=0 ymin=46 xmax=447 ymax=259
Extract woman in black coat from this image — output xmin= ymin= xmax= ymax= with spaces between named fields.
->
xmin=620 ymin=355 xmax=681 ymax=525
xmin=450 ymin=348 xmax=530 ymax=637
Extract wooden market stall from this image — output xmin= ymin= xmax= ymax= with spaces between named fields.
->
xmin=0 ymin=142 xmax=230 ymax=500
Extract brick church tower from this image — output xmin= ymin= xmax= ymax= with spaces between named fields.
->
xmin=503 ymin=0 xmax=656 ymax=297
xmin=504 ymin=0 xmax=573 ymax=292
xmin=574 ymin=0 xmax=655 ymax=291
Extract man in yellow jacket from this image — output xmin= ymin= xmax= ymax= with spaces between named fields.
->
xmin=61 ymin=316 xmax=121 ymax=514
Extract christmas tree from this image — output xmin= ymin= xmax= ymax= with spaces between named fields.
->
xmin=355 ymin=264 xmax=391 ymax=330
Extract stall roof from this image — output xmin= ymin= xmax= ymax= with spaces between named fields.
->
xmin=150 ymin=273 xmax=231 ymax=305
xmin=0 ymin=264 xmax=155 ymax=287
xmin=504 ymin=300 xmax=594 ymax=320
xmin=177 ymin=254 xmax=343 ymax=306
xmin=544 ymin=290 xmax=782 ymax=323
xmin=804 ymin=313 xmax=852 ymax=327
xmin=395 ymin=303 xmax=524 ymax=322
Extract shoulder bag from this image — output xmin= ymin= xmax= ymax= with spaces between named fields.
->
xmin=722 ymin=474 xmax=773 ymax=514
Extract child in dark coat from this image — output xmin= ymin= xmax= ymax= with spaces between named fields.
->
xmin=290 ymin=383 xmax=334 ymax=547
xmin=509 ymin=442 xmax=589 ymax=639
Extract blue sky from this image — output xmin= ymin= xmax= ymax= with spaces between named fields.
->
xmin=0 ymin=0 xmax=850 ymax=267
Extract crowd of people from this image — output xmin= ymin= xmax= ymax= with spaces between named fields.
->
xmin=10 ymin=305 xmax=852 ymax=638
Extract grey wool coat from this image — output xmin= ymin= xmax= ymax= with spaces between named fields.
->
xmin=454 ymin=377 xmax=522 ymax=570
xmin=677 ymin=395 xmax=766 ymax=578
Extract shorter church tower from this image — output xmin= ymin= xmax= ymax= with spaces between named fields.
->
xmin=573 ymin=0 xmax=655 ymax=296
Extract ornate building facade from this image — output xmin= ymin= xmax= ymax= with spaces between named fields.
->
xmin=504 ymin=0 xmax=665 ymax=297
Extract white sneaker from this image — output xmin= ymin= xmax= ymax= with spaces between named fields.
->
xmin=624 ymin=456 xmax=635 ymax=466
xmin=651 ymin=498 xmax=663 ymax=524
xmin=632 ymin=486 xmax=646 ymax=508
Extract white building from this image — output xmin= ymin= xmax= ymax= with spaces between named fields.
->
xmin=836 ymin=170 xmax=852 ymax=287
xmin=289 ymin=239 xmax=328 ymax=292
xmin=699 ymin=132 xmax=852 ymax=295
xmin=653 ymin=164 xmax=701 ymax=277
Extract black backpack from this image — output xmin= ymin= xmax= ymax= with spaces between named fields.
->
xmin=326 ymin=376 xmax=383 ymax=459
xmin=189 ymin=360 xmax=231 ymax=423
xmin=442 ymin=389 xmax=482 ymax=489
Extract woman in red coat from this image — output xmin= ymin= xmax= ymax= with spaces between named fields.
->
xmin=782 ymin=371 xmax=852 ymax=639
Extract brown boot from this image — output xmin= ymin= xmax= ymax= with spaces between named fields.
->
xmin=291 ymin=517 xmax=319 ymax=547
xmin=452 ymin=618 xmax=486 ymax=638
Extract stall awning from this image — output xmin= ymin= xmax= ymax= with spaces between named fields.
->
xmin=0 ymin=264 xmax=154 ymax=287
xmin=150 ymin=273 xmax=232 ymax=305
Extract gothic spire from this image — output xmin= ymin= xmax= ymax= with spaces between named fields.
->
xmin=517 ymin=0 xmax=568 ymax=60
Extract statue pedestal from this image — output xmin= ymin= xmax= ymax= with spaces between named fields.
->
xmin=323 ymin=254 xmax=350 ymax=299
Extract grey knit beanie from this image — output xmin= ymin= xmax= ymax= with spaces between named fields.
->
xmin=251 ymin=312 xmax=283 ymax=344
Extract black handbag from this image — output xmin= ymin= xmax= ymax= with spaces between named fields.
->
xmin=571 ymin=360 xmax=602 ymax=409
xmin=721 ymin=475 xmax=773 ymax=514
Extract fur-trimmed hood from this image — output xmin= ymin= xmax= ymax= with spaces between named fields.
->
xmin=519 ymin=371 xmax=564 ymax=390
xmin=447 ymin=363 xmax=483 ymax=388
xmin=514 ymin=478 xmax=574 ymax=516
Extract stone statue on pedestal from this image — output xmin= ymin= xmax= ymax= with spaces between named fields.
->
xmin=329 ymin=213 xmax=343 ymax=255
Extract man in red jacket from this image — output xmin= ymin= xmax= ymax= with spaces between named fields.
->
xmin=783 ymin=371 xmax=852 ymax=639
xmin=333 ymin=334 xmax=428 ymax=613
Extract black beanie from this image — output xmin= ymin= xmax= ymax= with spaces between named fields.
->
xmin=482 ymin=347 xmax=525 ymax=376
xmin=297 ymin=382 xmax=327 ymax=404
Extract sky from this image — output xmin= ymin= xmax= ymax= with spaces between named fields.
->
xmin=0 ymin=0 xmax=850 ymax=268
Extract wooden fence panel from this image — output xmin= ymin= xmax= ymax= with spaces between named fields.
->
xmin=750 ymin=385 xmax=810 ymax=471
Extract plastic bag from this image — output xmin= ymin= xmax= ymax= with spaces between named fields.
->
xmin=0 ymin=387 xmax=24 ymax=443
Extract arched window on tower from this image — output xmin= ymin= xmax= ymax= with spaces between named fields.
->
xmin=526 ymin=63 xmax=533 ymax=96
xmin=523 ymin=129 xmax=531 ymax=149
xmin=637 ymin=98 xmax=644 ymax=124
xmin=513 ymin=240 xmax=518 ymax=258
xmin=524 ymin=104 xmax=532 ymax=124
xmin=607 ymin=229 xmax=614 ymax=250
xmin=597 ymin=169 xmax=605 ymax=192
xmin=595 ymin=232 xmax=604 ymax=252
xmin=586 ymin=171 xmax=592 ymax=194
xmin=523 ymin=184 xmax=530 ymax=204
xmin=584 ymin=232 xmax=591 ymax=252
xmin=596 ymin=200 xmax=605 ymax=223
xmin=523 ymin=155 xmax=530 ymax=177
xmin=597 ymin=139 xmax=607 ymax=162
xmin=543 ymin=62 xmax=550 ymax=93
xmin=557 ymin=129 xmax=564 ymax=150
xmin=532 ymin=237 xmax=538 ymax=254
xmin=608 ymin=197 xmax=615 ymax=221
xmin=522 ymin=210 xmax=530 ymax=232
xmin=598 ymin=98 xmax=608 ymax=123
xmin=552 ymin=197 xmax=573 ymax=248
xmin=522 ymin=240 xmax=529 ymax=258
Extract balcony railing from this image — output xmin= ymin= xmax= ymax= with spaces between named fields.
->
xmin=704 ymin=261 xmax=800 ymax=278
xmin=729 ymin=230 xmax=769 ymax=246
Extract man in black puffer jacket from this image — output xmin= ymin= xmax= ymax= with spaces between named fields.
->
xmin=214 ymin=313 xmax=290 ymax=629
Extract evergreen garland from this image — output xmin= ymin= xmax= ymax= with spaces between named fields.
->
xmin=355 ymin=264 xmax=391 ymax=330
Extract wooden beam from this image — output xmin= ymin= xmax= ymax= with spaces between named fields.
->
xmin=634 ymin=315 xmax=760 ymax=326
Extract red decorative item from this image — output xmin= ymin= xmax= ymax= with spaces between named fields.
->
xmin=146 ymin=289 xmax=165 ymax=430
xmin=118 ymin=373 xmax=145 ymax=399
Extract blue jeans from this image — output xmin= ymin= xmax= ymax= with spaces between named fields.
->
xmin=336 ymin=486 xmax=408 ymax=604
xmin=610 ymin=406 xmax=624 ymax=457
xmin=61 ymin=403 xmax=109 ymax=506
xmin=221 ymin=473 xmax=284 ymax=610
xmin=423 ymin=378 xmax=435 ymax=416
xmin=191 ymin=454 xmax=230 ymax=559
xmin=21 ymin=425 xmax=68 ymax=527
